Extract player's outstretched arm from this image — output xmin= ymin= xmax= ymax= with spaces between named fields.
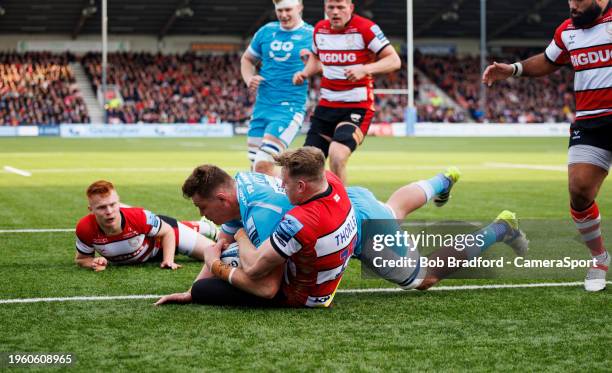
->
xmin=75 ymin=252 xmax=107 ymax=272
xmin=482 ymin=53 xmax=560 ymax=86
xmin=156 ymin=220 xmax=181 ymax=270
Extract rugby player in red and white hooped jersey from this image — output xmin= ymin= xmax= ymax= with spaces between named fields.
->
xmin=75 ymin=180 xmax=218 ymax=271
xmin=483 ymin=0 xmax=612 ymax=291
xmin=293 ymin=0 xmax=401 ymax=185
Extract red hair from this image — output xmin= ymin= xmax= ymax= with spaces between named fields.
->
xmin=86 ymin=180 xmax=115 ymax=198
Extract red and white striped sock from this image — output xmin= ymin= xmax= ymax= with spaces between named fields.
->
xmin=571 ymin=202 xmax=607 ymax=263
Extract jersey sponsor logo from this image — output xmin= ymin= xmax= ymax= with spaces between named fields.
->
xmin=320 ymin=52 xmax=357 ymax=64
xmin=570 ymin=48 xmax=612 ymax=69
xmin=144 ymin=210 xmax=160 ymax=229
xmin=370 ymin=25 xmax=387 ymax=42
xmin=269 ymin=40 xmax=294 ymax=62
xmin=572 ymin=129 xmax=581 ymax=140
xmin=310 ymin=294 xmax=332 ymax=304
xmin=333 ymin=211 xmax=357 ymax=247
xmin=274 ymin=214 xmax=303 ymax=246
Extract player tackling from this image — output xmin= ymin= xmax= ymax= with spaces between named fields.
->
xmin=482 ymin=0 xmax=611 ymax=291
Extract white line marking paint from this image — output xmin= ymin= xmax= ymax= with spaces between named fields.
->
xmin=3 ymin=166 xmax=32 ymax=177
xmin=1 ymin=282 xmax=607 ymax=304
xmin=484 ymin=162 xmax=566 ymax=172
xmin=0 ymin=228 xmax=74 ymax=233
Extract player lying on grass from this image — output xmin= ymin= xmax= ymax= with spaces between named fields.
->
xmin=74 ymin=180 xmax=219 ymax=272
xmin=155 ymin=151 xmax=528 ymax=306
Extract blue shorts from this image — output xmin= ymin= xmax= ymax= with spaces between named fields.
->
xmin=347 ymin=186 xmax=396 ymax=257
xmin=348 ymin=186 xmax=424 ymax=289
xmin=248 ymin=104 xmax=304 ymax=148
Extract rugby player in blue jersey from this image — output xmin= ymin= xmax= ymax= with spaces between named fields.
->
xmin=241 ymin=0 xmax=313 ymax=176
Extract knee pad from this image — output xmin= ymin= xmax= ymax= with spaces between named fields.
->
xmin=304 ymin=131 xmax=331 ymax=157
xmin=333 ymin=122 xmax=363 ymax=153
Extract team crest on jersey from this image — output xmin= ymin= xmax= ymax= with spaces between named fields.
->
xmin=275 ymin=215 xmax=303 ymax=245
xmin=345 ymin=34 xmax=359 ymax=49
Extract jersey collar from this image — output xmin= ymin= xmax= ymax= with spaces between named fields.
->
xmin=299 ymin=183 xmax=332 ymax=205
xmin=280 ymin=19 xmax=304 ymax=32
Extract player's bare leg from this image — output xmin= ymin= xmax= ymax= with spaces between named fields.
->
xmin=569 ymin=163 xmax=609 ymax=292
xmin=189 ymin=234 xmax=215 ymax=261
xmin=328 ymin=141 xmax=351 ymax=184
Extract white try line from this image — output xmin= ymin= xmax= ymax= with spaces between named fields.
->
xmin=3 ymin=165 xmax=32 ymax=177
xmin=1 ymin=281 xmax=607 ymax=305
xmin=0 ymin=228 xmax=74 ymax=233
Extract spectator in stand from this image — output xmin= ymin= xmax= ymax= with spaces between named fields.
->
xmin=0 ymin=51 xmax=89 ymax=126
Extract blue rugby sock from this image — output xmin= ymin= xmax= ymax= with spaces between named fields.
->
xmin=415 ymin=174 xmax=450 ymax=201
xmin=464 ymin=222 xmax=508 ymax=259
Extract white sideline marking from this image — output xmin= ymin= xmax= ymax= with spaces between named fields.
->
xmin=0 ymin=228 xmax=74 ymax=233
xmin=3 ymin=166 xmax=32 ymax=177
xmin=484 ymin=162 xmax=566 ymax=172
xmin=1 ymin=281 xmax=608 ymax=305
xmin=0 ymin=164 xmax=567 ymax=175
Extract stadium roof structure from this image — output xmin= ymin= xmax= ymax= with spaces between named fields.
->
xmin=0 ymin=0 xmax=569 ymax=40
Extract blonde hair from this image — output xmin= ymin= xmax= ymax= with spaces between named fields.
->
xmin=274 ymin=147 xmax=325 ymax=182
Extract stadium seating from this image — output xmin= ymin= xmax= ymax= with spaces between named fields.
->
xmin=0 ymin=52 xmax=90 ymax=125
xmin=81 ymin=52 xmax=253 ymax=124
xmin=415 ymin=51 xmax=575 ymax=123
xmin=0 ymin=50 xmax=576 ymax=125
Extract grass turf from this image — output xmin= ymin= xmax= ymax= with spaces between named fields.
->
xmin=0 ymin=137 xmax=610 ymax=371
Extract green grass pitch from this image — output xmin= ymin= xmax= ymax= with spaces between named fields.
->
xmin=0 ymin=136 xmax=610 ymax=371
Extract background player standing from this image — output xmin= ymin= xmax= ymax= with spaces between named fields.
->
xmin=482 ymin=0 xmax=611 ymax=291
xmin=241 ymin=0 xmax=313 ymax=176
xmin=293 ymin=0 xmax=401 ymax=184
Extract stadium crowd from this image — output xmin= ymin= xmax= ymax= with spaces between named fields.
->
xmin=0 ymin=52 xmax=90 ymax=125
xmin=0 ymin=50 xmax=576 ymax=126
xmin=415 ymin=51 xmax=575 ymax=123
xmin=81 ymin=52 xmax=252 ymax=124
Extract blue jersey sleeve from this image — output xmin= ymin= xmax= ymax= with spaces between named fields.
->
xmin=247 ymin=26 xmax=266 ymax=59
